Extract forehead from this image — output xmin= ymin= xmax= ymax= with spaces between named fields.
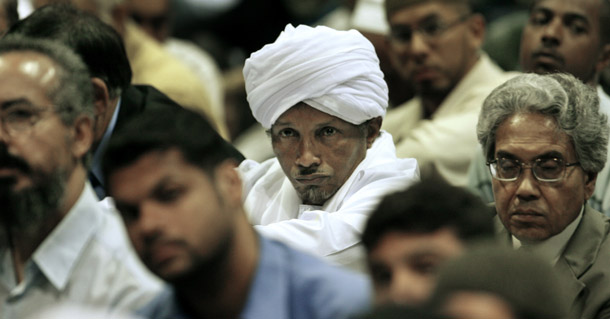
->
xmin=273 ymin=103 xmax=352 ymax=127
xmin=371 ymin=228 xmax=464 ymax=259
xmin=0 ymin=51 xmax=58 ymax=103
xmin=389 ymin=1 xmax=463 ymax=24
xmin=494 ymin=113 xmax=575 ymax=159
xmin=531 ymin=0 xmax=601 ymax=23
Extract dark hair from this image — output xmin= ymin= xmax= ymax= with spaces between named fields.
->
xmin=2 ymin=0 xmax=18 ymax=30
xmin=362 ymin=176 xmax=495 ymax=252
xmin=102 ymin=106 xmax=244 ymax=192
xmin=6 ymin=4 xmax=132 ymax=99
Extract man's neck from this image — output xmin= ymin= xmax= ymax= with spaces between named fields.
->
xmin=176 ymin=216 xmax=259 ymax=318
xmin=421 ymin=94 xmax=448 ymax=119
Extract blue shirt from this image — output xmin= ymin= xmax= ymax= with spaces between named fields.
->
xmin=90 ymin=98 xmax=121 ymax=199
xmin=137 ymin=235 xmax=372 ymax=319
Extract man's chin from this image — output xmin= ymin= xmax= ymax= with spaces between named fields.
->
xmin=297 ymin=186 xmax=335 ymax=206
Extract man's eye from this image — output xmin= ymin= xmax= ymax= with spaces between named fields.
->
xmin=412 ymin=260 xmax=438 ymax=276
xmin=568 ymin=23 xmax=587 ymax=35
xmin=156 ymin=187 xmax=183 ymax=203
xmin=371 ymin=266 xmax=392 ymax=286
xmin=529 ymin=12 xmax=550 ymax=26
xmin=420 ymin=22 xmax=442 ymax=37
xmin=116 ymin=204 xmax=139 ymax=222
xmin=538 ymin=158 xmax=561 ymax=171
xmin=278 ymin=128 xmax=296 ymax=138
xmin=6 ymin=108 xmax=35 ymax=122
xmin=320 ymin=127 xmax=337 ymax=137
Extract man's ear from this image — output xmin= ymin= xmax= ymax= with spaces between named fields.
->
xmin=71 ymin=114 xmax=94 ymax=160
xmin=596 ymin=43 xmax=610 ymax=74
xmin=584 ymin=171 xmax=598 ymax=201
xmin=366 ymin=117 xmax=382 ymax=148
xmin=91 ymin=77 xmax=111 ymax=141
xmin=467 ymin=13 xmax=486 ymax=49
xmin=214 ymin=159 xmax=243 ymax=206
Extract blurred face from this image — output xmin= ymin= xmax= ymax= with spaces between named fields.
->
xmin=368 ymin=228 xmax=465 ymax=306
xmin=0 ymin=52 xmax=87 ymax=230
xmin=271 ymin=103 xmax=377 ymax=205
xmin=442 ymin=291 xmax=517 ymax=319
xmin=492 ymin=113 xmax=595 ymax=242
xmin=387 ymin=2 xmax=484 ymax=98
xmin=108 ymin=149 xmax=237 ymax=281
xmin=128 ymin=0 xmax=170 ymax=42
xmin=520 ymin=0 xmax=609 ymax=84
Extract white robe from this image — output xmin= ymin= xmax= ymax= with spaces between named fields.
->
xmin=239 ymin=131 xmax=419 ymax=272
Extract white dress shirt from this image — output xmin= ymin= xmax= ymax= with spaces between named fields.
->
xmin=0 ymin=183 xmax=163 ymax=318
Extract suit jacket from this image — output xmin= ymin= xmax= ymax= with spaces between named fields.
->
xmin=495 ymin=206 xmax=610 ymax=319
xmin=116 ymin=84 xmax=182 ymax=131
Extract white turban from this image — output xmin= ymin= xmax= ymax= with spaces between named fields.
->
xmin=243 ymin=24 xmax=388 ymax=129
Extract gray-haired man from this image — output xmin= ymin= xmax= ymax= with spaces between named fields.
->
xmin=478 ymin=72 xmax=610 ymax=319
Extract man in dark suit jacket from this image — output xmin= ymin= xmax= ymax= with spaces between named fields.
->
xmin=478 ymin=72 xmax=610 ymax=319
xmin=7 ymin=4 xmax=242 ymax=198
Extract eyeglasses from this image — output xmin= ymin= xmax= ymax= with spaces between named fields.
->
xmin=0 ymin=102 xmax=52 ymax=138
xmin=389 ymin=14 xmax=471 ymax=45
xmin=487 ymin=157 xmax=580 ymax=183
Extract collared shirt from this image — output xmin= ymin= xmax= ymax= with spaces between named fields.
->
xmin=90 ymin=98 xmax=122 ymax=199
xmin=239 ymin=131 xmax=419 ymax=272
xmin=0 ymin=183 xmax=163 ymax=318
xmin=512 ymin=206 xmax=584 ymax=265
xmin=137 ymin=235 xmax=372 ymax=319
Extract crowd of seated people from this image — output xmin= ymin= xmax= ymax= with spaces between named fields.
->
xmin=0 ymin=0 xmax=609 ymax=318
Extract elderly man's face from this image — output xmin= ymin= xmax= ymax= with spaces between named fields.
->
xmin=108 ymin=149 xmax=239 ymax=281
xmin=271 ymin=103 xmax=377 ymax=205
xmin=0 ymin=52 xmax=88 ymax=230
xmin=492 ymin=113 xmax=596 ymax=242
xmin=520 ymin=0 xmax=609 ymax=85
xmin=387 ymin=1 xmax=484 ymax=98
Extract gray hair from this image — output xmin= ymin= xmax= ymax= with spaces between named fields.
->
xmin=477 ymin=73 xmax=609 ymax=173
xmin=0 ymin=35 xmax=94 ymax=125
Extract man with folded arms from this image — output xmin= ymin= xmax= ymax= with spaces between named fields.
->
xmin=240 ymin=24 xmax=419 ymax=272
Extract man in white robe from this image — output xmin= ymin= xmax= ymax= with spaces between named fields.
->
xmin=239 ymin=24 xmax=419 ymax=272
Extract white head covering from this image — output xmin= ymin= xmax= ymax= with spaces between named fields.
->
xmin=243 ymin=24 xmax=388 ymax=129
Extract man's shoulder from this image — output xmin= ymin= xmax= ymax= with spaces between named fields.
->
xmin=261 ymin=238 xmax=372 ymax=318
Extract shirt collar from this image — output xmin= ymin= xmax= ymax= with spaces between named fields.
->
xmin=32 ymin=182 xmax=103 ymax=290
xmin=91 ymin=98 xmax=122 ymax=186
xmin=512 ymin=205 xmax=584 ymax=265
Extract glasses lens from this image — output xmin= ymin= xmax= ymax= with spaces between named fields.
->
xmin=390 ymin=27 xmax=413 ymax=43
xmin=534 ymin=158 xmax=563 ymax=180
xmin=495 ymin=158 xmax=520 ymax=179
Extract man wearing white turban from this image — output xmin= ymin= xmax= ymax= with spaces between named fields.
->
xmin=240 ymin=24 xmax=420 ymax=272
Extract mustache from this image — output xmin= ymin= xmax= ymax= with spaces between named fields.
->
xmin=298 ymin=166 xmax=320 ymax=176
xmin=0 ymin=144 xmax=30 ymax=174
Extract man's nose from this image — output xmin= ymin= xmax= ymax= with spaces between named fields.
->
xmin=541 ymin=18 xmax=562 ymax=47
xmin=408 ymin=32 xmax=431 ymax=61
xmin=389 ymin=271 xmax=430 ymax=305
xmin=515 ymin=167 xmax=541 ymax=201
xmin=295 ymin=137 xmax=321 ymax=168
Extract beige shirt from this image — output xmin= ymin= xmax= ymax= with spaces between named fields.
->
xmin=383 ymin=54 xmax=516 ymax=185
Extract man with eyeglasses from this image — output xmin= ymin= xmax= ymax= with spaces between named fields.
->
xmin=0 ymin=36 xmax=162 ymax=317
xmin=478 ymin=72 xmax=610 ymax=319
xmin=381 ymin=0 xmax=516 ymax=186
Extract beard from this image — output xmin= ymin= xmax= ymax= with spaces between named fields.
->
xmin=297 ymin=185 xmax=335 ymax=206
xmin=0 ymin=146 xmax=66 ymax=235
